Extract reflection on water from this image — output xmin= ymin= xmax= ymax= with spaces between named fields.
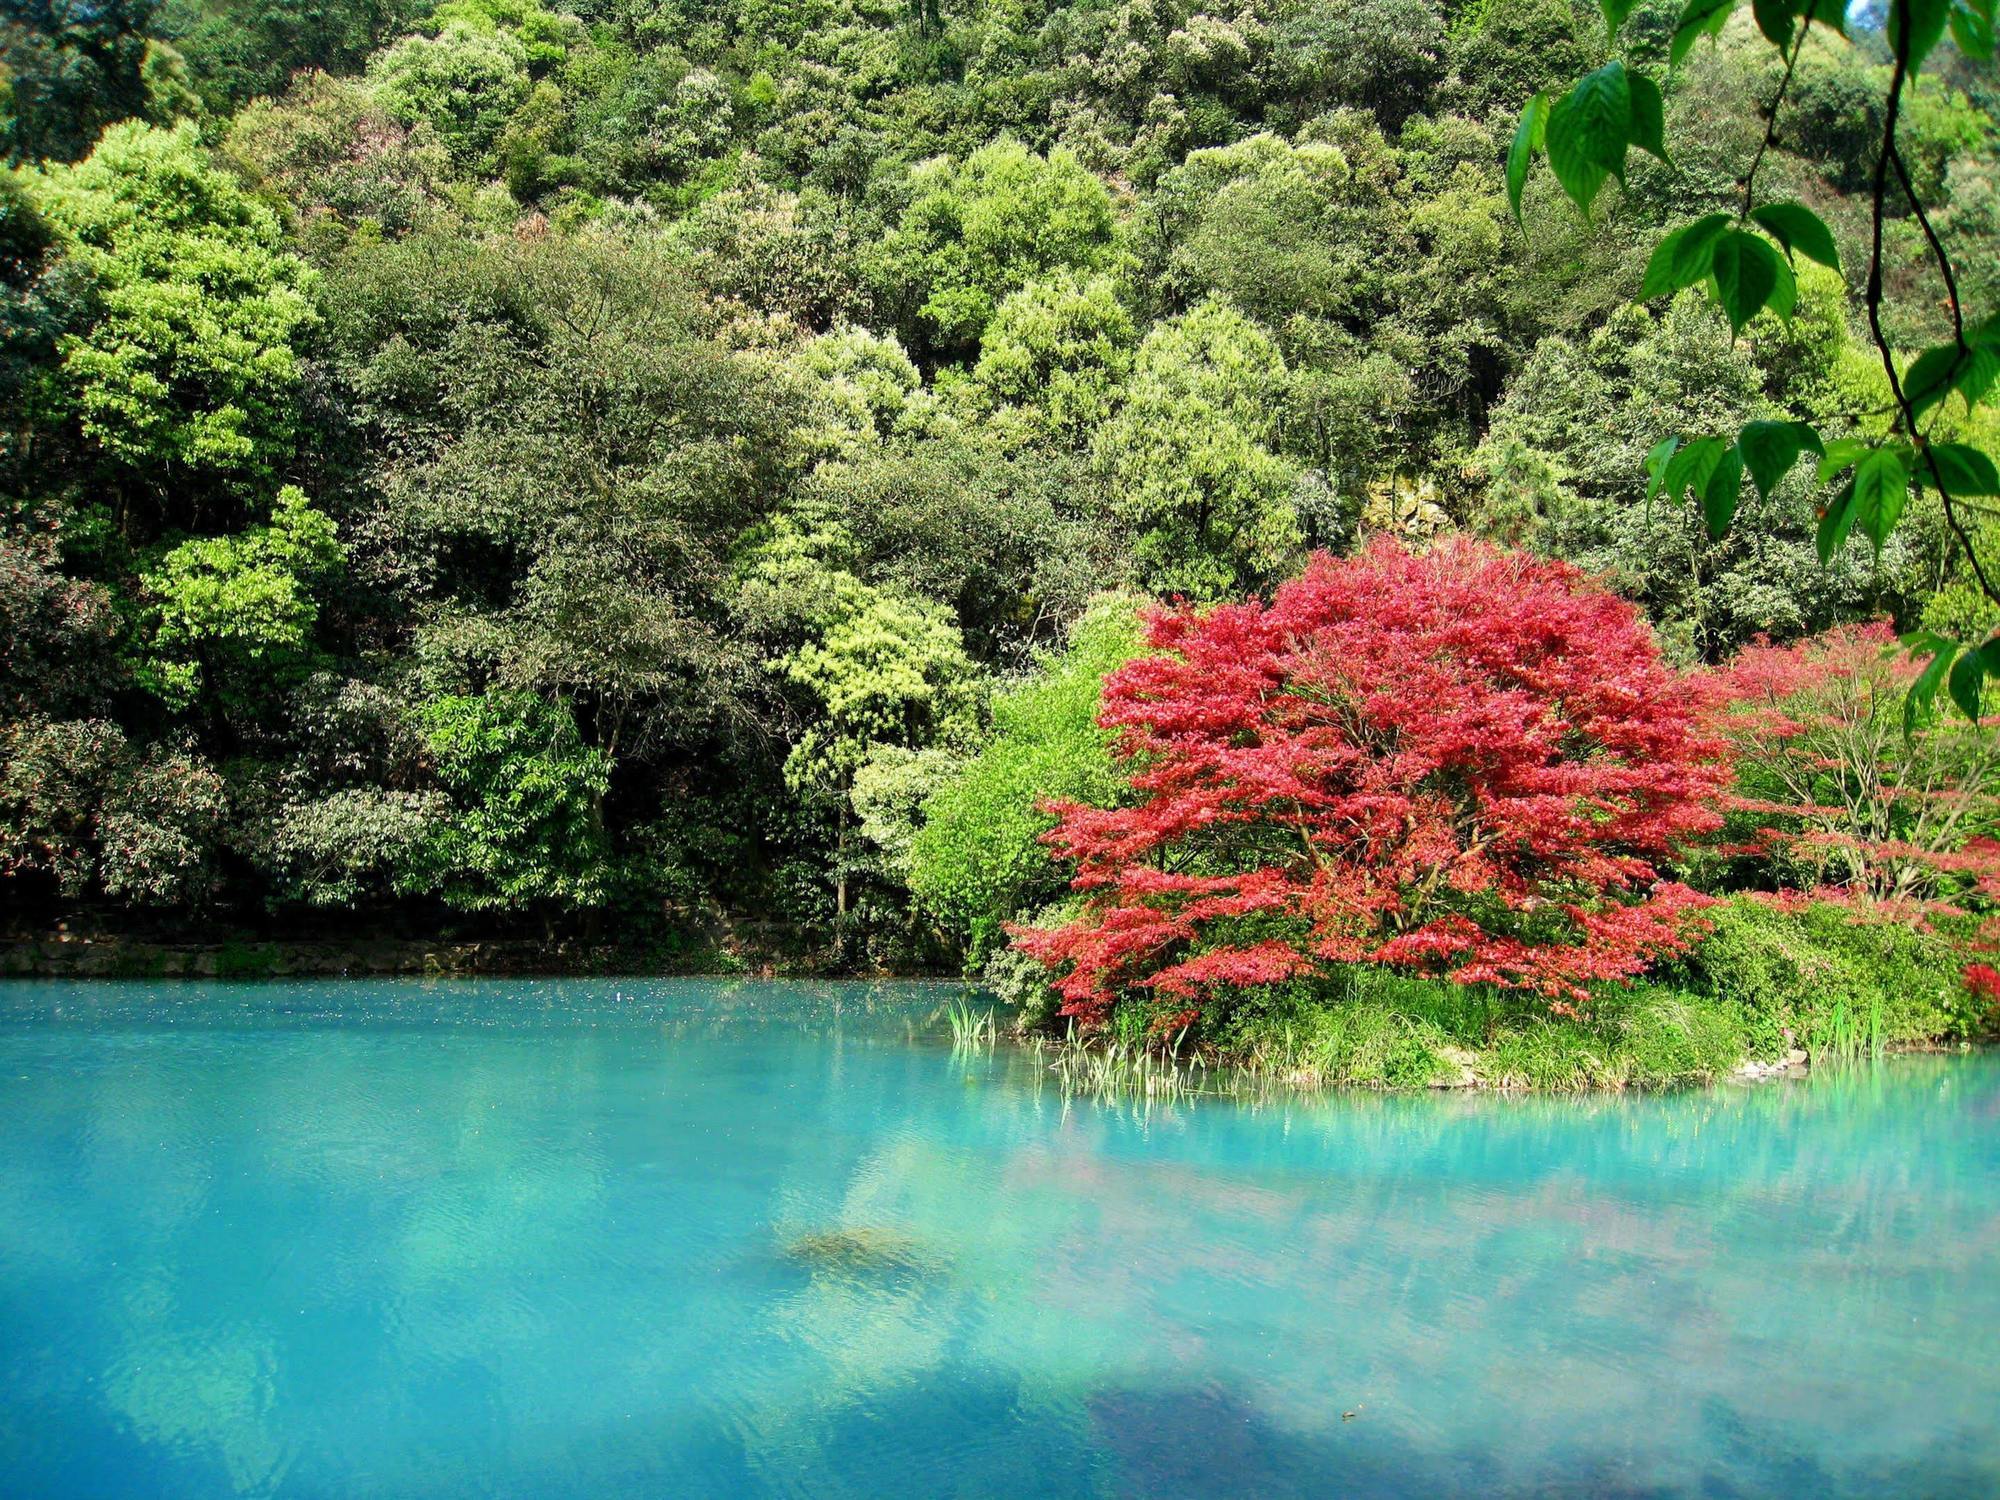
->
xmin=0 ymin=978 xmax=1995 ymax=1498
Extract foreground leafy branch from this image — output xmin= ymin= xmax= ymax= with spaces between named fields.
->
xmin=1512 ymin=0 xmax=2000 ymax=719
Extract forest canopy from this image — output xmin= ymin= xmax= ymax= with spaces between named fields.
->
xmin=3 ymin=0 xmax=1998 ymax=982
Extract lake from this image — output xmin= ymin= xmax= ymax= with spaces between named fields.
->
xmin=0 ymin=978 xmax=1994 ymax=1498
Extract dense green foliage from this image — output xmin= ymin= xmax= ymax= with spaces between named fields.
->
xmin=2 ymin=0 xmax=1998 ymax=1088
xmin=907 ymin=595 xmax=1141 ymax=960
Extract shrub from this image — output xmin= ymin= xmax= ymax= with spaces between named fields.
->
xmin=1018 ymin=540 xmax=1729 ymax=1028
xmin=908 ymin=596 xmax=1142 ymax=962
xmin=1711 ymin=622 xmax=2000 ymax=914
xmin=1665 ymin=897 xmax=1989 ymax=1052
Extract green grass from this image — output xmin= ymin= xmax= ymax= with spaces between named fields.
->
xmin=1025 ymin=899 xmax=1994 ymax=1096
xmin=943 ymin=996 xmax=999 ymax=1049
xmin=1220 ymin=978 xmax=1754 ymax=1093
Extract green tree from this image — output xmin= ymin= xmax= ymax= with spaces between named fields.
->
xmin=1093 ymin=297 xmax=1300 ymax=597
xmin=139 ymin=485 xmax=345 ymax=713
xmin=331 ymin=229 xmax=797 ymax=760
xmin=410 ymin=691 xmax=613 ymax=915
xmin=28 ymin=121 xmax=317 ymax=494
xmin=365 ymin=21 xmax=532 ymax=171
xmin=745 ymin=528 xmax=981 ymax=934
xmin=968 ymin=269 xmax=1135 ymax=441
xmin=908 ymin=594 xmax=1141 ymax=961
xmin=880 ymin=139 xmax=1123 ymax=355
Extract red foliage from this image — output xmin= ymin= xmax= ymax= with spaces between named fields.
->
xmin=1710 ymin=624 xmax=2000 ymax=926
xmin=1016 ymin=541 xmax=1729 ymax=1022
xmin=1964 ymin=963 xmax=2000 ymax=1006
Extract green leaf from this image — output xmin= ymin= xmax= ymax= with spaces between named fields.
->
xmin=1737 ymin=419 xmax=1821 ymax=500
xmin=1546 ymin=63 xmax=1632 ymax=212
xmin=1664 ymin=434 xmax=1731 ymax=506
xmin=1918 ymin=443 xmax=2000 ymax=496
xmin=1765 ymin=248 xmax=1798 ymax=320
xmin=1508 ymin=92 xmax=1550 ymax=224
xmin=1601 ymin=0 xmax=1637 ymax=31
xmin=1851 ymin=446 xmax=1912 ymax=553
xmin=1815 ymin=479 xmax=1857 ymax=563
xmin=1752 ymin=0 xmax=1797 ymax=46
xmin=1627 ymin=73 xmax=1668 ymax=163
xmin=1953 ymin=0 xmax=1996 ymax=58
xmin=1644 ymin=435 xmax=1680 ymax=516
xmin=1711 ymin=230 xmax=1784 ymax=332
xmin=1702 ymin=446 xmax=1745 ymax=538
xmin=1671 ymin=0 xmax=1738 ymax=65
xmin=1888 ymin=0 xmax=1951 ymax=73
xmin=1905 ymin=338 xmax=2000 ymax=419
xmin=1948 ymin=646 xmax=1985 ymax=721
xmin=1749 ymin=202 xmax=1840 ymax=270
xmin=1640 ymin=213 xmax=1731 ymax=299
xmin=1903 ymin=632 xmax=1960 ymax=737
xmin=1816 ymin=437 xmax=1871 ymax=483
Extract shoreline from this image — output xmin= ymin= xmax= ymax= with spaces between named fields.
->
xmin=0 ymin=929 xmax=927 ymax=982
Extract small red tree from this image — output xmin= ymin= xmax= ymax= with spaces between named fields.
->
xmin=1016 ymin=540 xmax=1728 ymax=1024
xmin=1710 ymin=622 xmax=2000 ymax=923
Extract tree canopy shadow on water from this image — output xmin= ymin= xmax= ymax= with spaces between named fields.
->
xmin=727 ymin=1371 xmax=1996 ymax=1500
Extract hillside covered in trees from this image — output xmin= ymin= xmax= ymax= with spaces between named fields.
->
xmin=4 ymin=0 xmax=1999 ymax=997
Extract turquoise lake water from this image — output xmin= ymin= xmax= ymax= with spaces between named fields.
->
xmin=0 ymin=979 xmax=1995 ymax=1498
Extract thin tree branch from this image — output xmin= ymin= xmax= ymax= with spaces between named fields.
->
xmin=1742 ymin=22 xmax=1809 ymax=221
xmin=1864 ymin=42 xmax=2000 ymax=607
xmin=1888 ymin=143 xmax=1967 ymax=354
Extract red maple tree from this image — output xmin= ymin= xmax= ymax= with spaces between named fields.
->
xmin=1710 ymin=623 xmax=2000 ymax=914
xmin=1015 ymin=540 xmax=1729 ymax=1024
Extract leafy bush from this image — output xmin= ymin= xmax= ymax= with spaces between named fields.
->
xmin=1019 ymin=540 xmax=1728 ymax=1027
xmin=408 ymin=692 xmax=612 ymax=914
xmin=1666 ymin=897 xmax=1989 ymax=1052
xmin=909 ymin=596 xmax=1141 ymax=962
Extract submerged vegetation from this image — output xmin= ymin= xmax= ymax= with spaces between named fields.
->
xmin=3 ymin=0 xmax=2000 ymax=1084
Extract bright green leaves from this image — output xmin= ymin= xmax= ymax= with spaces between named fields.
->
xmin=1749 ymin=203 xmax=1840 ymax=270
xmin=1904 ymin=318 xmax=2000 ymax=419
xmin=1657 ymin=435 xmax=1743 ymax=538
xmin=1671 ymin=0 xmax=1737 ymax=65
xmin=1951 ymin=0 xmax=1996 ymax=58
xmin=1700 ymin=447 xmax=1746 ymax=537
xmin=1808 ymin=442 xmax=1914 ymax=559
xmin=1627 ymin=74 xmax=1667 ymax=162
xmin=1737 ymin=420 xmax=1822 ymax=501
xmin=139 ymin=486 xmax=346 ymax=712
xmin=1904 ymin=631 xmax=2000 ymax=730
xmin=1692 ymin=0 xmax=1848 ymax=59
xmin=1546 ymin=63 xmax=1630 ymax=211
xmin=1917 ymin=443 xmax=2000 ymax=497
xmin=1652 ymin=420 xmax=1825 ymax=539
xmin=1644 ymin=435 xmax=1680 ymax=513
xmin=1507 ymin=92 xmax=1549 ymax=223
xmin=1850 ymin=447 xmax=1912 ymax=552
xmin=1905 ymin=632 xmax=1960 ymax=733
xmin=1793 ymin=441 xmax=1917 ymax=561
xmin=1888 ymin=0 xmax=1951 ymax=73
xmin=1712 ymin=231 xmax=1795 ymax=332
xmin=1641 ymin=210 xmax=1827 ymax=332
xmin=1641 ymin=214 xmax=1731 ymax=297
xmin=1521 ymin=62 xmax=1670 ymax=218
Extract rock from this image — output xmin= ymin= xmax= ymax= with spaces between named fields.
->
xmin=1429 ymin=1045 xmax=1480 ymax=1089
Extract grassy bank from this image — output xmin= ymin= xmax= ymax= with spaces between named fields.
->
xmin=1007 ymin=900 xmax=1997 ymax=1094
